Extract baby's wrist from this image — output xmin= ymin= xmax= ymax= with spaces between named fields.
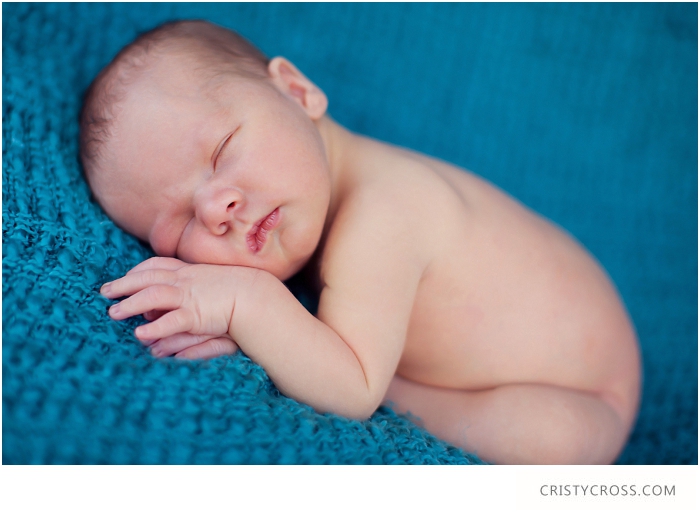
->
xmin=225 ymin=265 xmax=277 ymax=333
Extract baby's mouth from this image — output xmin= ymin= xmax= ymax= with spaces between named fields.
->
xmin=246 ymin=207 xmax=280 ymax=253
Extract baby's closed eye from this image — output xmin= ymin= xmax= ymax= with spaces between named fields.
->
xmin=213 ymin=128 xmax=238 ymax=171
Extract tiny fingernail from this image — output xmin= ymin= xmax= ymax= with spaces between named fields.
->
xmin=100 ymin=282 xmax=112 ymax=294
xmin=109 ymin=303 xmax=120 ymax=315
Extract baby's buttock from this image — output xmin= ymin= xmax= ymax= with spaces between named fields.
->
xmin=395 ymin=154 xmax=641 ymax=427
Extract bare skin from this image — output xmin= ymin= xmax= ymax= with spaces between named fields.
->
xmin=320 ymin=125 xmax=640 ymax=464
xmin=95 ymin=50 xmax=641 ymax=464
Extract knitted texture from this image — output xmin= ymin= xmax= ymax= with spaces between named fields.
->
xmin=1 ymin=3 xmax=481 ymax=465
xmin=3 ymin=3 xmax=696 ymax=464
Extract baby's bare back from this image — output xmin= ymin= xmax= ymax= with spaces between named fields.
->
xmin=341 ymin=135 xmax=640 ymax=427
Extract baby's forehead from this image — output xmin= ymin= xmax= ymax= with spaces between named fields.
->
xmin=123 ymin=50 xmax=206 ymax=96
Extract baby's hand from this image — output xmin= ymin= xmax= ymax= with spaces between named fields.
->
xmin=101 ymin=257 xmax=256 ymax=358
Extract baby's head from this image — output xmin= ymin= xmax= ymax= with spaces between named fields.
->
xmin=80 ymin=20 xmax=332 ymax=280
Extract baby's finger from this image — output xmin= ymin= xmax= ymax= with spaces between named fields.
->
xmin=127 ymin=256 xmax=187 ymax=275
xmin=134 ymin=308 xmax=194 ymax=342
xmin=108 ymin=285 xmax=182 ymax=320
xmin=174 ymin=337 xmax=240 ymax=360
xmin=102 ymin=269 xmax=179 ymax=299
xmin=150 ymin=332 xmax=219 ymax=357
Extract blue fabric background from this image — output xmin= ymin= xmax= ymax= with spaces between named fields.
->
xmin=3 ymin=2 xmax=697 ymax=464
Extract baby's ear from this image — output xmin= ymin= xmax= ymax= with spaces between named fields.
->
xmin=268 ymin=57 xmax=327 ymax=120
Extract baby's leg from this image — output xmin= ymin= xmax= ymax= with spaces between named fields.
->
xmin=383 ymin=376 xmax=628 ymax=464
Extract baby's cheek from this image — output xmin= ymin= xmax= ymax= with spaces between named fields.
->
xmin=178 ymin=236 xmax=246 ymax=268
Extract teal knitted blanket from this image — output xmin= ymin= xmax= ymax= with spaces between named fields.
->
xmin=3 ymin=3 xmax=696 ymax=464
xmin=2 ymin=3 xmax=481 ymax=464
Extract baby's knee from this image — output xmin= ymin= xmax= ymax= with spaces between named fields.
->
xmin=534 ymin=395 xmax=627 ymax=465
xmin=533 ymin=423 xmax=597 ymax=465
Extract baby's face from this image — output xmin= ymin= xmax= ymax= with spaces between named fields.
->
xmin=96 ymin=57 xmax=331 ymax=280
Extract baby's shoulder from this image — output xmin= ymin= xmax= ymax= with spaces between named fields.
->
xmin=346 ymin=135 xmax=467 ymax=211
xmin=318 ymin=136 xmax=469 ymax=276
xmin=344 ymin=136 xmax=474 ymax=233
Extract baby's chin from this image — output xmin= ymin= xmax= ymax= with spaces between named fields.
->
xmin=264 ymin=256 xmax=309 ymax=282
xmin=254 ymin=235 xmax=320 ymax=280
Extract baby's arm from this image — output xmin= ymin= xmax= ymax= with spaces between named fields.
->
xmin=102 ymin=204 xmax=426 ymax=419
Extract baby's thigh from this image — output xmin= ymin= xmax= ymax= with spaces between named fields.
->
xmin=384 ymin=377 xmax=628 ymax=464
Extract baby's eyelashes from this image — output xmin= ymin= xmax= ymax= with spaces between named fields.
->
xmin=213 ymin=129 xmax=237 ymax=170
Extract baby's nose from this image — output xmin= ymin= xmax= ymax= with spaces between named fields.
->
xmin=196 ymin=188 xmax=243 ymax=236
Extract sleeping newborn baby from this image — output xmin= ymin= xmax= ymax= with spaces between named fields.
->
xmin=81 ymin=20 xmax=641 ymax=464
